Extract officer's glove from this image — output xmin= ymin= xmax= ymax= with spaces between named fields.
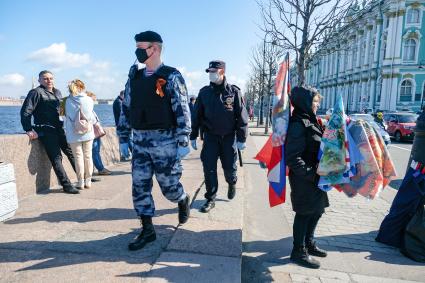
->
xmin=177 ymin=145 xmax=190 ymax=159
xmin=237 ymin=142 xmax=246 ymax=151
xmin=190 ymin=139 xmax=198 ymax=150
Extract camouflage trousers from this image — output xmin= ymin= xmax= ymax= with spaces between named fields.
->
xmin=131 ymin=129 xmax=186 ymax=217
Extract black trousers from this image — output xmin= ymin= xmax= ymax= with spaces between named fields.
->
xmin=201 ymin=132 xmax=237 ymax=200
xmin=38 ymin=128 xmax=76 ymax=187
xmin=293 ymin=212 xmax=322 ymax=248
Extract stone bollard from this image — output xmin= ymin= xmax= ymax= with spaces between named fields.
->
xmin=0 ymin=162 xmax=18 ymax=222
xmin=407 ymin=111 xmax=425 ymax=172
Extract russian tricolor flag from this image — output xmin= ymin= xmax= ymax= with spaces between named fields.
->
xmin=255 ymin=54 xmax=290 ymax=207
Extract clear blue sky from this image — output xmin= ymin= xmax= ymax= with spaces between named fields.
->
xmin=0 ymin=0 xmax=263 ymax=99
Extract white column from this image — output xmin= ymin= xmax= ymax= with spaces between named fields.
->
xmin=364 ymin=27 xmax=372 ymax=66
xmin=373 ymin=21 xmax=383 ymax=65
xmin=356 ymin=34 xmax=362 ymax=69
xmin=369 ymin=79 xmax=376 ymax=108
xmin=352 ymin=82 xmax=359 ymax=111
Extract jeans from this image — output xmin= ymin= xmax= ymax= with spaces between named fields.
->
xmin=38 ymin=128 xmax=76 ymax=187
xmin=92 ymin=138 xmax=105 ymax=171
xmin=119 ymin=133 xmax=133 ymax=159
xmin=70 ymin=140 xmax=94 ymax=186
xmin=293 ymin=212 xmax=322 ymax=248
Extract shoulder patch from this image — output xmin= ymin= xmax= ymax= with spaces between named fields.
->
xmin=176 ymin=77 xmax=187 ymax=95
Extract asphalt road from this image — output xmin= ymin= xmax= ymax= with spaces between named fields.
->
xmin=386 ymin=140 xmax=413 ymax=189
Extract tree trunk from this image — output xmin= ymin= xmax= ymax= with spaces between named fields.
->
xmin=265 ymin=67 xmax=273 ymax=134
xmin=259 ymin=95 xmax=264 ymax=125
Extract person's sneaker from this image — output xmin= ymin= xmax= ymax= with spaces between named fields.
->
xmin=290 ymin=246 xmax=320 ymax=269
xmin=98 ymin=168 xmax=112 ymax=175
xmin=63 ymin=185 xmax=80 ymax=194
xmin=307 ymin=242 xmax=327 ymax=257
xmin=75 ymin=180 xmax=84 ymax=190
xmin=227 ymin=183 xmax=236 ymax=200
xmin=178 ymin=195 xmax=190 ymax=224
xmin=128 ymin=223 xmax=156 ymax=251
xmin=199 ymin=199 xmax=215 ymax=213
xmin=84 ymin=178 xmax=92 ymax=189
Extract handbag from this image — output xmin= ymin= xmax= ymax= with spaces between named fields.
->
xmin=93 ymin=111 xmax=106 ymax=138
xmin=74 ymin=107 xmax=91 ymax=134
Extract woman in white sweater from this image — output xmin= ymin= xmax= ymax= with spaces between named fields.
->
xmin=64 ymin=79 xmax=97 ymax=189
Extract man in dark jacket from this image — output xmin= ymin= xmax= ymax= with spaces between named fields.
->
xmin=20 ymin=70 xmax=79 ymax=194
xmin=285 ymin=86 xmax=329 ymax=269
xmin=113 ymin=90 xmax=132 ymax=161
xmin=190 ymin=60 xmax=248 ymax=213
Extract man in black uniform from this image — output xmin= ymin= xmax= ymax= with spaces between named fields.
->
xmin=20 ymin=70 xmax=79 ymax=194
xmin=190 ymin=60 xmax=248 ymax=212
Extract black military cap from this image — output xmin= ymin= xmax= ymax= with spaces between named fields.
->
xmin=134 ymin=31 xmax=163 ymax=43
xmin=205 ymin=60 xmax=226 ymax=73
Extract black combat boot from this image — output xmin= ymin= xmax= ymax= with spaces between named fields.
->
xmin=199 ymin=199 xmax=215 ymax=213
xmin=63 ymin=184 xmax=80 ymax=194
xmin=227 ymin=183 xmax=236 ymax=200
xmin=178 ymin=194 xmax=190 ymax=224
xmin=128 ymin=216 xmax=156 ymax=251
xmin=306 ymin=241 xmax=327 ymax=257
xmin=290 ymin=246 xmax=320 ymax=269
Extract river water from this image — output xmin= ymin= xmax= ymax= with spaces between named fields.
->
xmin=0 ymin=105 xmax=116 ymax=134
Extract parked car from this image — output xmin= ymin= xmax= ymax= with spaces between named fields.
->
xmin=349 ymin=114 xmax=375 ymax=123
xmin=383 ymin=112 xmax=417 ymax=142
xmin=350 ymin=114 xmax=391 ymax=145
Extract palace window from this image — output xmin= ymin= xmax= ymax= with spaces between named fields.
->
xmin=403 ymin=39 xmax=417 ymax=61
xmin=400 ymin=80 xmax=413 ymax=102
xmin=407 ymin=8 xmax=420 ymax=24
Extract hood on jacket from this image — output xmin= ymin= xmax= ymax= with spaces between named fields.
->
xmin=68 ymin=92 xmax=87 ymax=103
xmin=290 ymin=86 xmax=316 ymax=117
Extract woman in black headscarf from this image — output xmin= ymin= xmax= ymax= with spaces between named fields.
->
xmin=285 ymin=86 xmax=329 ymax=269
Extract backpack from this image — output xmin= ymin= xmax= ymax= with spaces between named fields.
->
xmin=74 ymin=107 xmax=92 ymax=134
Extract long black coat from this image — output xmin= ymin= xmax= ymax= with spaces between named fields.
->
xmin=285 ymin=87 xmax=329 ymax=215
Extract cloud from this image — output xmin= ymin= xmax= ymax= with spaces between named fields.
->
xmin=83 ymin=70 xmax=115 ymax=84
xmin=27 ymin=43 xmax=90 ymax=69
xmin=178 ymin=67 xmax=206 ymax=96
xmin=227 ymin=75 xmax=246 ymax=90
xmin=0 ymin=73 xmax=25 ymax=86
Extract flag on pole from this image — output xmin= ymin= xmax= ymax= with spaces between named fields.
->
xmin=255 ymin=53 xmax=291 ymax=207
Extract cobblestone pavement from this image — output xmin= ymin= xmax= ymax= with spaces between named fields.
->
xmin=246 ymin=123 xmax=425 ymax=283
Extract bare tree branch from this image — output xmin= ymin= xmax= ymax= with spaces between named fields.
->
xmin=257 ymin=0 xmax=350 ymax=85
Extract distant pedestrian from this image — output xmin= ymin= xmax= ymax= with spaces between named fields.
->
xmin=249 ymin=105 xmax=254 ymax=121
xmin=120 ymin=30 xmax=191 ymax=251
xmin=285 ymin=86 xmax=328 ymax=269
xmin=64 ymin=79 xmax=97 ymax=189
xmin=190 ymin=60 xmax=248 ymax=213
xmin=113 ymin=90 xmax=132 ymax=161
xmin=188 ymin=96 xmax=196 ymax=115
xmin=86 ymin=91 xmax=111 ymax=176
xmin=20 ymin=70 xmax=79 ymax=194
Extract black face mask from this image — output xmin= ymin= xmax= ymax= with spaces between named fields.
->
xmin=135 ymin=47 xmax=151 ymax=63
